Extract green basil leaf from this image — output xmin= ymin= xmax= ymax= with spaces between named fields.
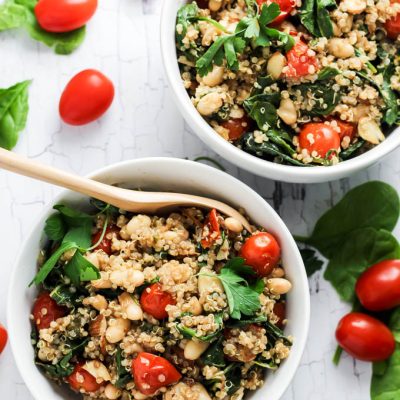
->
xmin=0 ymin=80 xmax=31 ymax=150
xmin=0 ymin=2 xmax=27 ymax=30
xmin=44 ymin=213 xmax=67 ymax=241
xmin=64 ymin=251 xmax=100 ymax=286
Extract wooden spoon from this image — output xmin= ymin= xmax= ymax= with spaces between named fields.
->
xmin=0 ymin=148 xmax=252 ymax=231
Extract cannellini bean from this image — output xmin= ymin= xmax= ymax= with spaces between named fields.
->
xmin=196 ymin=92 xmax=223 ymax=116
xmin=267 ymin=278 xmax=292 ymax=295
xmin=357 ymin=117 xmax=385 ymax=144
xmin=104 ymin=383 xmax=122 ymax=400
xmin=201 ymin=65 xmax=225 ymax=87
xmin=209 ymin=0 xmax=223 ymax=12
xmin=267 ymin=52 xmax=286 ymax=80
xmin=126 ymin=215 xmax=152 ymax=236
xmin=187 ymin=296 xmax=203 ymax=316
xmin=352 ymin=104 xmax=370 ymax=122
xmin=198 ymin=267 xmax=224 ymax=296
xmin=91 ymin=271 xmax=112 ymax=289
xmin=224 ymin=217 xmax=243 ymax=233
xmin=184 ymin=340 xmax=210 ymax=360
xmin=83 ymin=360 xmax=111 ymax=382
xmin=328 ymin=38 xmax=354 ymax=59
xmin=342 ymin=0 xmax=366 ymax=14
xmin=110 ymin=269 xmax=145 ymax=289
xmin=105 ymin=318 xmax=130 ymax=343
xmin=118 ymin=292 xmax=143 ymax=321
xmin=277 ymin=98 xmax=297 ymax=125
xmin=270 ymin=267 xmax=285 ymax=278
xmin=83 ymin=294 xmax=108 ymax=311
xmin=85 ymin=252 xmax=100 ymax=268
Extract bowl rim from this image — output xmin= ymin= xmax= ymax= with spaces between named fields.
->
xmin=160 ymin=0 xmax=400 ymax=183
xmin=7 ymin=157 xmax=310 ymax=400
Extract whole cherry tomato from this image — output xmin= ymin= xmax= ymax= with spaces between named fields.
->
xmin=284 ymin=40 xmax=319 ymax=78
xmin=239 ymin=232 xmax=281 ymax=277
xmin=32 ymin=292 xmax=67 ymax=330
xmin=273 ymin=302 xmax=286 ymax=329
xmin=299 ymin=123 xmax=341 ymax=158
xmin=140 ymin=283 xmax=176 ymax=320
xmin=132 ymin=352 xmax=182 ymax=395
xmin=0 ymin=324 xmax=8 ymax=355
xmin=201 ymin=209 xmax=221 ymax=248
xmin=91 ymin=225 xmax=119 ymax=255
xmin=256 ymin=0 xmax=296 ymax=24
xmin=385 ymin=3 xmax=400 ymax=39
xmin=355 ymin=259 xmax=400 ymax=311
xmin=59 ymin=69 xmax=115 ymax=126
xmin=336 ymin=312 xmax=395 ymax=362
xmin=35 ymin=0 xmax=98 ymax=33
xmin=222 ymin=116 xmax=251 ymax=141
xmin=68 ymin=363 xmax=102 ymax=393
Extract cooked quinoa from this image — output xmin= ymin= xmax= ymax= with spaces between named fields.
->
xmin=176 ymin=0 xmax=400 ymax=166
xmin=30 ymin=201 xmax=292 ymax=399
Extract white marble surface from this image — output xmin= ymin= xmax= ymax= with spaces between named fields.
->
xmin=1 ymin=0 xmax=400 ymax=399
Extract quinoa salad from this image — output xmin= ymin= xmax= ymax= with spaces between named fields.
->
xmin=30 ymin=200 xmax=292 ymax=400
xmin=175 ymin=0 xmax=400 ymax=166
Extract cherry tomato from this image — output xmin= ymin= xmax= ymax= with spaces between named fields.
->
xmin=35 ymin=0 xmax=98 ymax=33
xmin=355 ymin=260 xmax=400 ymax=311
xmin=0 ymin=324 xmax=8 ymax=355
xmin=239 ymin=232 xmax=281 ymax=277
xmin=91 ymin=225 xmax=119 ymax=255
xmin=68 ymin=363 xmax=102 ymax=393
xmin=273 ymin=302 xmax=286 ymax=329
xmin=132 ymin=352 xmax=182 ymax=395
xmin=256 ymin=0 xmax=296 ymax=24
xmin=222 ymin=116 xmax=251 ymax=141
xmin=299 ymin=123 xmax=341 ymax=158
xmin=140 ymin=283 xmax=176 ymax=320
xmin=59 ymin=69 xmax=115 ymax=126
xmin=201 ymin=209 xmax=221 ymax=248
xmin=336 ymin=312 xmax=395 ymax=362
xmin=32 ymin=292 xmax=67 ymax=330
xmin=334 ymin=119 xmax=355 ymax=141
xmin=385 ymin=3 xmax=400 ymax=39
xmin=284 ymin=40 xmax=319 ymax=78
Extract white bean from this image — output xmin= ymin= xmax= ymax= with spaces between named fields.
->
xmin=118 ymin=292 xmax=143 ymax=321
xmin=91 ymin=271 xmax=112 ymax=289
xmin=104 ymin=383 xmax=122 ymax=400
xmin=328 ymin=38 xmax=354 ymax=59
xmin=267 ymin=278 xmax=292 ymax=295
xmin=277 ymin=98 xmax=297 ymax=125
xmin=83 ymin=360 xmax=111 ymax=383
xmin=357 ymin=117 xmax=385 ymax=144
xmin=126 ymin=215 xmax=151 ymax=236
xmin=105 ymin=318 xmax=130 ymax=343
xmin=342 ymin=0 xmax=366 ymax=14
xmin=198 ymin=268 xmax=224 ymax=297
xmin=83 ymin=294 xmax=108 ymax=311
xmin=267 ymin=52 xmax=286 ymax=80
xmin=184 ymin=340 xmax=210 ymax=360
xmin=224 ymin=217 xmax=243 ymax=233
xmin=201 ymin=65 xmax=224 ymax=87
xmin=196 ymin=92 xmax=223 ymax=116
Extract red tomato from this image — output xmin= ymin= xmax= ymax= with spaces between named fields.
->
xmin=273 ymin=302 xmax=286 ymax=329
xmin=201 ymin=209 xmax=221 ymax=248
xmin=0 ymin=324 xmax=8 ymax=355
xmin=222 ymin=116 xmax=251 ymax=141
xmin=140 ymin=283 xmax=176 ymax=320
xmin=239 ymin=232 xmax=281 ymax=277
xmin=132 ymin=352 xmax=182 ymax=395
xmin=284 ymin=40 xmax=319 ymax=78
xmin=91 ymin=225 xmax=119 ymax=255
xmin=68 ymin=363 xmax=102 ymax=393
xmin=334 ymin=120 xmax=355 ymax=141
xmin=299 ymin=123 xmax=341 ymax=158
xmin=59 ymin=69 xmax=115 ymax=126
xmin=355 ymin=260 xmax=400 ymax=311
xmin=385 ymin=6 xmax=400 ymax=39
xmin=35 ymin=0 xmax=98 ymax=33
xmin=336 ymin=312 xmax=395 ymax=362
xmin=256 ymin=0 xmax=296 ymax=24
xmin=32 ymin=292 xmax=67 ymax=330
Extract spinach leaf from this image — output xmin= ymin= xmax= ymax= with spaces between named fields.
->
xmin=224 ymin=363 xmax=242 ymax=395
xmin=226 ymin=315 xmax=268 ymax=328
xmin=176 ymin=2 xmax=199 ymax=45
xmin=44 ymin=213 xmax=67 ymax=241
xmin=201 ymin=337 xmax=226 ymax=367
xmin=340 ymin=139 xmax=365 ymax=160
xmin=64 ymin=251 xmax=100 ymax=286
xmin=318 ymin=67 xmax=340 ymax=81
xmin=0 ymin=2 xmax=26 ymax=30
xmin=177 ymin=313 xmax=223 ymax=341
xmin=115 ymin=347 xmax=132 ymax=388
xmin=300 ymin=248 xmax=324 ymax=277
xmin=50 ymin=284 xmax=80 ymax=307
xmin=301 ymin=181 xmax=400 ymax=258
xmin=300 ymin=0 xmax=335 ymax=38
xmin=381 ymin=61 xmax=399 ymax=126
xmin=324 ymin=228 xmax=400 ymax=302
xmin=0 ymin=80 xmax=31 ymax=150
xmin=264 ymin=320 xmax=292 ymax=346
xmin=246 ymin=101 xmax=277 ymax=130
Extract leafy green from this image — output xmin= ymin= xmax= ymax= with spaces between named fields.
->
xmin=340 ymin=139 xmax=365 ymax=160
xmin=201 ymin=337 xmax=226 ymax=367
xmin=0 ymin=1 xmax=26 ymax=30
xmin=246 ymin=101 xmax=277 ymax=131
xmin=50 ymin=284 xmax=80 ymax=307
xmin=317 ymin=67 xmax=340 ymax=81
xmin=381 ymin=60 xmax=399 ymax=126
xmin=176 ymin=2 xmax=199 ymax=45
xmin=300 ymin=0 xmax=335 ymax=38
xmin=64 ymin=251 xmax=101 ymax=286
xmin=264 ymin=320 xmax=292 ymax=346
xmin=44 ymin=213 xmax=67 ymax=241
xmin=177 ymin=313 xmax=224 ymax=341
xmin=0 ymin=80 xmax=31 ymax=150
xmin=224 ymin=363 xmax=242 ymax=395
xmin=115 ymin=347 xmax=132 ymax=388
xmin=300 ymin=248 xmax=324 ymax=277
xmin=226 ymin=315 xmax=268 ymax=328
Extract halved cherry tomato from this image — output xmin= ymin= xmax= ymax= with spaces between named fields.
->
xmin=91 ymin=225 xmax=119 ymax=255
xmin=132 ymin=352 xmax=182 ymax=395
xmin=299 ymin=123 xmax=341 ymax=158
xmin=68 ymin=363 xmax=102 ymax=393
xmin=256 ymin=0 xmax=296 ymax=24
xmin=385 ymin=3 xmax=400 ymax=39
xmin=222 ymin=115 xmax=251 ymax=141
xmin=284 ymin=40 xmax=319 ymax=78
xmin=201 ymin=209 xmax=221 ymax=248
xmin=356 ymin=259 xmax=400 ymax=311
xmin=336 ymin=312 xmax=395 ymax=362
xmin=239 ymin=232 xmax=281 ymax=277
xmin=0 ymin=324 xmax=8 ymax=355
xmin=140 ymin=283 xmax=176 ymax=320
xmin=32 ymin=292 xmax=67 ymax=330
xmin=35 ymin=0 xmax=98 ymax=33
xmin=273 ymin=302 xmax=286 ymax=329
xmin=59 ymin=69 xmax=115 ymax=126
xmin=334 ymin=120 xmax=355 ymax=141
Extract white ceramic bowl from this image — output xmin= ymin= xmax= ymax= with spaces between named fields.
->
xmin=160 ymin=1 xmax=400 ymax=183
xmin=7 ymin=158 xmax=309 ymax=400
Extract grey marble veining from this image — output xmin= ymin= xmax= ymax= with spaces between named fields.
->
xmin=1 ymin=0 xmax=399 ymax=398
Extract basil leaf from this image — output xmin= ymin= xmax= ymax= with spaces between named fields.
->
xmin=30 ymin=241 xmax=78 ymax=286
xmin=44 ymin=213 xmax=67 ymax=241
xmin=300 ymin=248 xmax=324 ymax=277
xmin=0 ymin=80 xmax=31 ymax=150
xmin=0 ymin=2 xmax=27 ymax=30
xmin=324 ymin=228 xmax=400 ymax=302
xmin=64 ymin=251 xmax=100 ymax=286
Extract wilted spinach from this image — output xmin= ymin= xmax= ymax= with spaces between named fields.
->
xmin=300 ymin=0 xmax=336 ymax=38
